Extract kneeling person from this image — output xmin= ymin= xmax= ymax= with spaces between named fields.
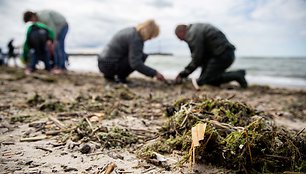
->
xmin=98 ymin=19 xmax=165 ymax=83
xmin=175 ymin=23 xmax=247 ymax=88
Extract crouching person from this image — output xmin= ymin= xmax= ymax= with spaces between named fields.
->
xmin=98 ymin=19 xmax=165 ymax=84
xmin=22 ymin=22 xmax=54 ymax=75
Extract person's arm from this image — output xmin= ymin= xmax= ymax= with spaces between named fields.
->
xmin=178 ymin=45 xmax=203 ymax=78
xmin=177 ymin=30 xmax=205 ymax=78
xmin=21 ymin=26 xmax=32 ymax=64
xmin=128 ymin=39 xmax=157 ymax=77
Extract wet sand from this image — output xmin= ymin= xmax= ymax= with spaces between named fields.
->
xmin=0 ymin=67 xmax=305 ymax=173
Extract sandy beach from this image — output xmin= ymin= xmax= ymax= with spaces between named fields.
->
xmin=0 ymin=67 xmax=306 ymax=173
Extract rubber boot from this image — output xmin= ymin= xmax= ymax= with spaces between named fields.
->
xmin=221 ymin=70 xmax=248 ymax=88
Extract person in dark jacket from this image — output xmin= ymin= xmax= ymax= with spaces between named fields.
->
xmin=174 ymin=23 xmax=247 ymax=88
xmin=0 ymin=48 xmax=5 ymax=66
xmin=7 ymin=39 xmax=18 ymax=67
xmin=98 ymin=19 xmax=165 ymax=83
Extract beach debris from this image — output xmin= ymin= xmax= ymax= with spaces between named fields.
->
xmin=61 ymin=165 xmax=78 ymax=172
xmin=48 ymin=116 xmax=66 ymax=129
xmin=10 ymin=114 xmax=31 ymax=124
xmin=189 ymin=123 xmax=207 ymax=171
xmin=61 ymin=118 xmax=138 ymax=149
xmin=139 ymin=97 xmax=306 ymax=173
xmin=27 ymin=93 xmax=45 ymax=106
xmin=107 ymin=151 xmax=124 ymax=160
xmin=20 ymin=135 xmax=47 ymax=142
xmin=80 ymin=144 xmax=91 ymax=154
xmin=100 ymin=162 xmax=117 ymax=174
xmin=1 ymin=142 xmax=15 ymax=145
xmin=32 ymin=74 xmax=57 ymax=83
xmin=39 ymin=101 xmax=65 ymax=112
xmin=34 ymin=145 xmax=53 ymax=153
xmin=2 ymin=67 xmax=306 ymax=173
xmin=191 ymin=78 xmax=200 ymax=91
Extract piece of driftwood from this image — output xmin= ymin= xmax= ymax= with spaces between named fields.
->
xmin=142 ymin=167 xmax=156 ymax=173
xmin=20 ymin=135 xmax=47 ymax=142
xmin=1 ymin=142 xmax=15 ymax=145
xmin=34 ymin=146 xmax=53 ymax=152
xmin=48 ymin=116 xmax=66 ymax=129
xmin=86 ymin=151 xmax=104 ymax=156
xmin=50 ymin=142 xmax=66 ymax=147
xmin=102 ymin=162 xmax=117 ymax=174
xmin=45 ymin=130 xmax=62 ymax=136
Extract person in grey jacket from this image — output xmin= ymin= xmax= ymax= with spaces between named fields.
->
xmin=175 ymin=23 xmax=247 ymax=88
xmin=98 ymin=19 xmax=165 ymax=83
xmin=23 ymin=10 xmax=69 ymax=74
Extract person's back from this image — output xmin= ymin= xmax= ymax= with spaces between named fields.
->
xmin=99 ymin=27 xmax=141 ymax=62
xmin=186 ymin=23 xmax=235 ymax=57
xmin=37 ymin=10 xmax=67 ymax=35
xmin=98 ymin=19 xmax=165 ymax=83
xmin=175 ymin=23 xmax=247 ymax=88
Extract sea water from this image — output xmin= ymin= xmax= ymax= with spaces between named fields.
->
xmin=68 ymin=55 xmax=306 ymax=89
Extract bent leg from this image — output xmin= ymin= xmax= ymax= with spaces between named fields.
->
xmin=28 ymin=49 xmax=37 ymax=71
xmin=197 ymin=50 xmax=234 ymax=86
xmin=98 ymin=58 xmax=117 ymax=82
xmin=117 ymin=54 xmax=147 ymax=83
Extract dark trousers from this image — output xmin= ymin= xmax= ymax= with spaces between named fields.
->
xmin=28 ymin=29 xmax=51 ymax=71
xmin=98 ymin=54 xmax=147 ymax=80
xmin=197 ymin=49 xmax=235 ymax=86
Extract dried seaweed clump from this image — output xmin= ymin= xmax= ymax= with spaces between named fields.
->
xmin=143 ymin=98 xmax=306 ymax=173
xmin=66 ymin=118 xmax=138 ymax=149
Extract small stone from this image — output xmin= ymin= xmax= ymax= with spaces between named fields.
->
xmin=80 ymin=144 xmax=91 ymax=154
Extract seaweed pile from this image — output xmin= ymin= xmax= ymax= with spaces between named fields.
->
xmin=65 ymin=118 xmax=138 ymax=149
xmin=23 ymin=87 xmax=142 ymax=149
xmin=140 ymin=97 xmax=306 ymax=173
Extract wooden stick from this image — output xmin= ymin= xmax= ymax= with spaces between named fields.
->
xmin=45 ymin=130 xmax=62 ymax=136
xmin=85 ymin=117 xmax=94 ymax=133
xmin=48 ymin=116 xmax=65 ymax=129
xmin=142 ymin=167 xmax=156 ymax=173
xmin=180 ymin=114 xmax=189 ymax=128
xmin=1 ymin=142 xmax=15 ymax=145
xmin=86 ymin=151 xmax=104 ymax=156
xmin=103 ymin=162 xmax=117 ymax=174
xmin=35 ymin=146 xmax=53 ymax=152
xmin=50 ymin=142 xmax=66 ymax=147
xmin=20 ymin=135 xmax=47 ymax=142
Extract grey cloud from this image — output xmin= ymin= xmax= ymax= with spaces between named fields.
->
xmin=148 ymin=0 xmax=173 ymax=8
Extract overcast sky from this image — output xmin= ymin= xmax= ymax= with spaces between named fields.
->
xmin=0 ymin=0 xmax=306 ymax=57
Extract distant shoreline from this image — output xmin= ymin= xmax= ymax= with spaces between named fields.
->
xmin=66 ymin=52 xmax=174 ymax=57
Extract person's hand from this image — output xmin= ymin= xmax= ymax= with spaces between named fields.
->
xmin=175 ymin=75 xmax=183 ymax=84
xmin=155 ymin=72 xmax=166 ymax=81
